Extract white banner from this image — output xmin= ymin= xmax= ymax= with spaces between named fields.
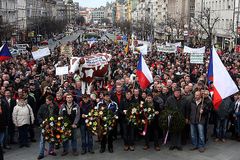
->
xmin=166 ymin=42 xmax=181 ymax=48
xmin=183 ymin=46 xmax=205 ymax=54
xmin=157 ymin=45 xmax=177 ymax=53
xmin=190 ymin=53 xmax=204 ymax=64
xmin=136 ymin=45 xmax=148 ymax=55
xmin=32 ymin=47 xmax=50 ymax=60
xmin=56 ymin=66 xmax=69 ymax=75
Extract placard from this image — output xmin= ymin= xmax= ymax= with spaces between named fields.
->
xmin=190 ymin=53 xmax=204 ymax=64
xmin=56 ymin=66 xmax=69 ymax=75
xmin=32 ymin=47 xmax=50 ymax=60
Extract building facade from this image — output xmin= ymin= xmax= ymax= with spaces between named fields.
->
xmin=91 ymin=7 xmax=106 ymax=23
xmin=194 ymin=0 xmax=237 ymax=48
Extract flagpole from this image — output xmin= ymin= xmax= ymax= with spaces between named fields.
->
xmin=199 ymin=48 xmax=210 ymax=122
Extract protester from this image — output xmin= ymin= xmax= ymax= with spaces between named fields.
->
xmin=37 ymin=95 xmax=59 ymax=160
xmin=12 ymin=97 xmax=34 ymax=148
xmin=79 ymin=94 xmax=94 ymax=154
xmin=189 ymin=91 xmax=209 ymax=152
xmin=59 ymin=93 xmax=80 ymax=156
xmin=215 ymin=97 xmax=233 ymax=142
xmin=165 ymin=87 xmax=188 ymax=151
xmin=121 ymin=90 xmax=135 ymax=151
xmin=0 ymin=99 xmax=8 ymax=156
xmin=97 ymin=91 xmax=118 ymax=153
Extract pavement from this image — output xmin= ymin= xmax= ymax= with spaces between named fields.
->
xmin=4 ymin=128 xmax=240 ymax=160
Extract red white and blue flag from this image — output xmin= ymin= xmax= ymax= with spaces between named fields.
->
xmin=0 ymin=43 xmax=12 ymax=61
xmin=136 ymin=53 xmax=153 ymax=90
xmin=207 ymin=47 xmax=239 ymax=110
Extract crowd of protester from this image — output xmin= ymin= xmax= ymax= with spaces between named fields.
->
xmin=0 ymin=32 xmax=239 ymax=160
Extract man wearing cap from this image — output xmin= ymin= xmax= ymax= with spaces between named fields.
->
xmin=97 ymin=91 xmax=118 ymax=153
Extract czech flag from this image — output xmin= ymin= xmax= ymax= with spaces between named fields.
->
xmin=0 ymin=43 xmax=12 ymax=61
xmin=136 ymin=53 xmax=153 ymax=90
xmin=207 ymin=47 xmax=239 ymax=110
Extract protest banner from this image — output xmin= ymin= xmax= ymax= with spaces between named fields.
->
xmin=56 ymin=66 xmax=69 ymax=75
xmin=60 ymin=44 xmax=73 ymax=58
xmin=157 ymin=45 xmax=177 ymax=53
xmin=32 ymin=47 xmax=50 ymax=60
xmin=190 ymin=53 xmax=204 ymax=64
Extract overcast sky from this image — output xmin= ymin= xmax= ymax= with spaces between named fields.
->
xmin=74 ymin=0 xmax=114 ymax=8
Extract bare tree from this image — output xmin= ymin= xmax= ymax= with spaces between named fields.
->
xmin=192 ymin=8 xmax=220 ymax=48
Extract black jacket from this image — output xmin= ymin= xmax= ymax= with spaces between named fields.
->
xmin=79 ymin=100 xmax=94 ymax=124
xmin=0 ymin=101 xmax=9 ymax=132
xmin=165 ymin=95 xmax=188 ymax=118
xmin=189 ymin=99 xmax=209 ymax=124
xmin=59 ymin=102 xmax=80 ymax=125
xmin=121 ymin=98 xmax=134 ymax=123
xmin=37 ymin=103 xmax=59 ymax=124
xmin=2 ymin=97 xmax=16 ymax=124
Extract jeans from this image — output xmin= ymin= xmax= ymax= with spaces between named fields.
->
xmin=122 ymin=122 xmax=134 ymax=146
xmin=190 ymin=123 xmax=205 ymax=148
xmin=63 ymin=128 xmax=78 ymax=152
xmin=18 ymin=125 xmax=29 ymax=145
xmin=235 ymin=117 xmax=240 ymax=136
xmin=216 ymin=118 xmax=228 ymax=139
xmin=39 ymin=131 xmax=54 ymax=156
xmin=3 ymin=128 xmax=8 ymax=146
xmin=80 ymin=124 xmax=93 ymax=151
xmin=0 ymin=144 xmax=3 ymax=160
xmin=0 ymin=132 xmax=4 ymax=146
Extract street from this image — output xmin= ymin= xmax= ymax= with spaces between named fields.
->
xmin=4 ymin=129 xmax=240 ymax=160
xmin=48 ymin=30 xmax=84 ymax=50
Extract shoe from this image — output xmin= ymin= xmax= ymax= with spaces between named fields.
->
xmin=72 ymin=151 xmax=79 ymax=156
xmin=143 ymin=145 xmax=149 ymax=150
xmin=176 ymin=146 xmax=183 ymax=151
xmin=55 ymin=144 xmax=60 ymax=149
xmin=49 ymin=151 xmax=57 ymax=156
xmin=19 ymin=145 xmax=24 ymax=148
xmin=24 ymin=144 xmax=30 ymax=148
xmin=215 ymin=138 xmax=220 ymax=142
xmin=37 ymin=155 xmax=44 ymax=160
xmin=124 ymin=145 xmax=129 ymax=151
xmin=61 ymin=151 xmax=68 ymax=156
xmin=169 ymin=146 xmax=175 ymax=150
xmin=222 ymin=139 xmax=226 ymax=143
xmin=108 ymin=148 xmax=113 ymax=153
xmin=88 ymin=150 xmax=95 ymax=154
xmin=31 ymin=139 xmax=37 ymax=142
xmin=100 ymin=148 xmax=105 ymax=153
xmin=155 ymin=146 xmax=160 ymax=151
xmin=129 ymin=146 xmax=135 ymax=151
xmin=3 ymin=145 xmax=11 ymax=150
xmin=199 ymin=148 xmax=205 ymax=153
xmin=10 ymin=141 xmax=17 ymax=144
xmin=81 ymin=150 xmax=87 ymax=155
xmin=190 ymin=147 xmax=198 ymax=151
